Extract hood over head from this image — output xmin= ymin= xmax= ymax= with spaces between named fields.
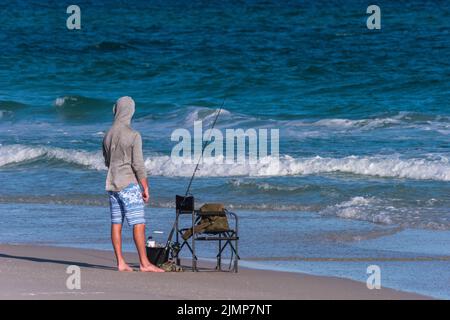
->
xmin=113 ymin=96 xmax=135 ymax=125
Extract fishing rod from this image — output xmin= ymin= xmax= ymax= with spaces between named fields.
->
xmin=163 ymin=99 xmax=225 ymax=259
xmin=184 ymin=99 xmax=225 ymax=198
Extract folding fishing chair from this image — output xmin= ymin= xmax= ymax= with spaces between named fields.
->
xmin=175 ymin=195 xmax=240 ymax=272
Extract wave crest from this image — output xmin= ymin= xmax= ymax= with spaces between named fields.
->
xmin=321 ymin=196 xmax=450 ymax=230
xmin=0 ymin=100 xmax=27 ymax=111
xmin=0 ymin=145 xmax=105 ymax=169
xmin=1 ymin=145 xmax=450 ymax=181
xmin=54 ymin=95 xmax=112 ymax=121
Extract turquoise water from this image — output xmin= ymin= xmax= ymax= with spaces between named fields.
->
xmin=0 ymin=1 xmax=449 ymax=298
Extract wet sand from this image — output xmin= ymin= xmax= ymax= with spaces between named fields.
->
xmin=0 ymin=244 xmax=430 ymax=300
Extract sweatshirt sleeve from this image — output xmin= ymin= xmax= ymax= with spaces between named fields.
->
xmin=102 ymin=138 xmax=110 ymax=168
xmin=131 ymin=132 xmax=147 ymax=180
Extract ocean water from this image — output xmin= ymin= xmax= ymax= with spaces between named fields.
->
xmin=0 ymin=1 xmax=449 ymax=298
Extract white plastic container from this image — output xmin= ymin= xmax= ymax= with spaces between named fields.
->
xmin=146 ymin=237 xmax=156 ymax=248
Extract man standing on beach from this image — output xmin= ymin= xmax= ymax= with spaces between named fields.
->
xmin=103 ymin=96 xmax=164 ymax=272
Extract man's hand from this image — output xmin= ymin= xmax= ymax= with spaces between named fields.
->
xmin=142 ymin=188 xmax=149 ymax=203
xmin=139 ymin=178 xmax=150 ymax=203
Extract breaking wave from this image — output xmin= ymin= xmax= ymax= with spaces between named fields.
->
xmin=146 ymin=153 xmax=450 ymax=181
xmin=142 ymin=106 xmax=450 ymax=136
xmin=54 ymin=95 xmax=110 ymax=108
xmin=288 ymin=111 xmax=450 ymax=132
xmin=321 ymin=196 xmax=450 ymax=230
xmin=0 ymin=100 xmax=28 ymax=120
xmin=0 ymin=145 xmax=105 ymax=169
xmin=177 ymin=109 xmax=450 ymax=139
xmin=3 ymin=97 xmax=450 ymax=137
xmin=227 ymin=179 xmax=313 ymax=192
xmin=0 ymin=100 xmax=27 ymax=111
xmin=1 ymin=144 xmax=450 ymax=181
xmin=311 ymin=117 xmax=401 ymax=129
xmin=54 ymin=95 xmax=113 ymax=121
xmin=183 ymin=106 xmax=232 ymax=125
xmin=322 ymin=197 xmax=394 ymax=225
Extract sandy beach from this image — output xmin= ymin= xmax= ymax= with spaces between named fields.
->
xmin=0 ymin=244 xmax=430 ymax=300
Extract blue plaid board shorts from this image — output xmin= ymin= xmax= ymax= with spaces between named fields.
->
xmin=108 ymin=183 xmax=146 ymax=226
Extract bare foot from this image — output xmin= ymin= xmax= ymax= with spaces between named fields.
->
xmin=140 ymin=263 xmax=165 ymax=273
xmin=118 ymin=263 xmax=133 ymax=272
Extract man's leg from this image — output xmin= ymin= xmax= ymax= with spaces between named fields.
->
xmin=133 ymin=224 xmax=164 ymax=272
xmin=111 ymin=224 xmax=133 ymax=272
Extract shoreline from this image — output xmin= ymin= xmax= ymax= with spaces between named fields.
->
xmin=0 ymin=243 xmax=431 ymax=300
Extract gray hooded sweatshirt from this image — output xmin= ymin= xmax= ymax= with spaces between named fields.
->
xmin=102 ymin=97 xmax=147 ymax=192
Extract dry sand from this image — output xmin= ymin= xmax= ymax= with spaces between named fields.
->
xmin=0 ymin=244 xmax=430 ymax=300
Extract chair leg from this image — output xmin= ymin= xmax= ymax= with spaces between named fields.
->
xmin=217 ymin=239 xmax=222 ymax=271
xmin=175 ymin=211 xmax=179 ymax=265
xmin=193 ymin=257 xmax=197 ymax=272
xmin=192 ymin=237 xmax=197 ymax=272
xmin=235 ymin=233 xmax=239 ymax=272
xmin=192 ymin=239 xmax=197 ymax=272
xmin=192 ymin=210 xmax=198 ymax=272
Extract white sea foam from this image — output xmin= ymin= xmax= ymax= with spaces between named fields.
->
xmin=54 ymin=96 xmax=70 ymax=107
xmin=229 ymin=179 xmax=305 ymax=192
xmin=1 ymin=144 xmax=450 ymax=181
xmin=312 ymin=116 xmax=401 ymax=129
xmin=0 ymin=145 xmax=105 ymax=169
xmin=187 ymin=107 xmax=231 ymax=120
xmin=323 ymin=196 xmax=394 ymax=225
xmin=284 ymin=111 xmax=450 ymax=135
xmin=321 ymin=196 xmax=450 ymax=230
xmin=145 ymin=154 xmax=450 ymax=180
xmin=183 ymin=107 xmax=232 ymax=126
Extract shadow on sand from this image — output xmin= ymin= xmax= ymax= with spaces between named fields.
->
xmin=0 ymin=253 xmax=117 ymax=271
